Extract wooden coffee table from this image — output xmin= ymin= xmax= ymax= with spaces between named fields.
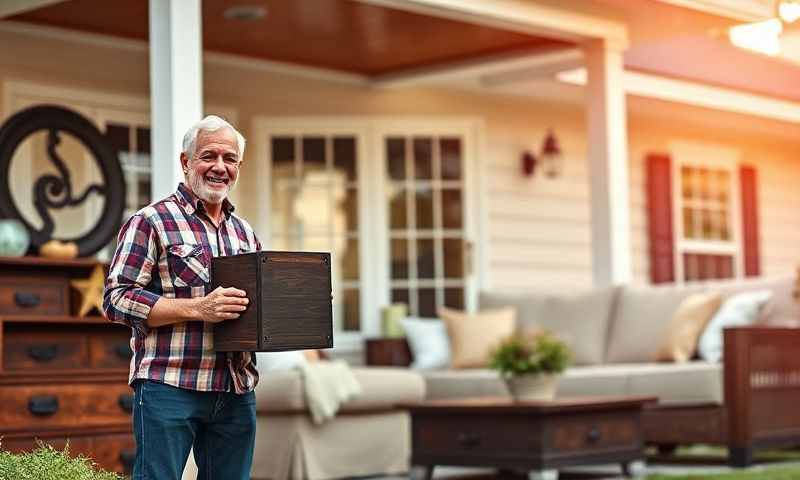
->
xmin=404 ymin=396 xmax=656 ymax=480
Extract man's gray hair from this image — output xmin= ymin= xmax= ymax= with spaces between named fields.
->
xmin=182 ymin=115 xmax=246 ymax=160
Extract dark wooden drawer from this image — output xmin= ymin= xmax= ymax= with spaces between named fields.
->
xmin=89 ymin=331 xmax=133 ymax=369
xmin=4 ymin=330 xmax=89 ymax=370
xmin=0 ymin=276 xmax=69 ymax=316
xmin=0 ymin=383 xmax=133 ymax=432
xmin=93 ymin=433 xmax=136 ymax=475
xmin=546 ymin=413 xmax=639 ymax=454
xmin=414 ymin=414 xmax=542 ymax=456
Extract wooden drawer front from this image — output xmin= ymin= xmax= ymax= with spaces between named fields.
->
xmin=0 ymin=277 xmax=68 ymax=315
xmin=89 ymin=331 xmax=133 ymax=369
xmin=414 ymin=414 xmax=542 ymax=456
xmin=93 ymin=433 xmax=136 ymax=475
xmin=4 ymin=331 xmax=89 ymax=370
xmin=545 ymin=413 xmax=639 ymax=453
xmin=0 ymin=383 xmax=133 ymax=432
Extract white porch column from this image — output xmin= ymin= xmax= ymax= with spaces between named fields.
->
xmin=149 ymin=0 xmax=203 ymax=200
xmin=585 ymin=39 xmax=632 ymax=286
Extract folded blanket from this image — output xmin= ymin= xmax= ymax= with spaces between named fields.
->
xmin=298 ymin=360 xmax=362 ymax=424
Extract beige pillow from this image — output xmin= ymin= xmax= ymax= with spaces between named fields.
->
xmin=439 ymin=306 xmax=516 ymax=369
xmin=655 ymin=293 xmax=722 ymax=362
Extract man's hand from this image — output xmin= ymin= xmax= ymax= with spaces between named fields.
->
xmin=192 ymin=287 xmax=249 ymax=323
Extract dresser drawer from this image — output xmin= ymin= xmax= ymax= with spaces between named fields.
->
xmin=4 ymin=329 xmax=89 ymax=371
xmin=545 ymin=413 xmax=639 ymax=453
xmin=0 ymin=383 xmax=133 ymax=432
xmin=93 ymin=433 xmax=136 ymax=475
xmin=89 ymin=331 xmax=133 ymax=369
xmin=0 ymin=276 xmax=69 ymax=316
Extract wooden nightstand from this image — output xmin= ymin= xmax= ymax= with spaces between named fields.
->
xmin=364 ymin=338 xmax=412 ymax=366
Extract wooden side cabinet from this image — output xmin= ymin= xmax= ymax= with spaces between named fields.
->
xmin=364 ymin=338 xmax=412 ymax=366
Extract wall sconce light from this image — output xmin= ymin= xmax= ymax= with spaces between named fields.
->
xmin=521 ymin=129 xmax=562 ymax=179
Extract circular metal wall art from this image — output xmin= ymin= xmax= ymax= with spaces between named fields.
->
xmin=0 ymin=105 xmax=126 ymax=257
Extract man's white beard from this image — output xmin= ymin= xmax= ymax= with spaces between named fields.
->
xmin=187 ymin=168 xmax=237 ymax=205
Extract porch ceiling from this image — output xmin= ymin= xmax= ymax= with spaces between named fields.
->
xmin=8 ymin=0 xmax=574 ymax=76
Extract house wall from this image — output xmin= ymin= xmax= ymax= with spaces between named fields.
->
xmin=1 ymin=27 xmax=799 ymax=293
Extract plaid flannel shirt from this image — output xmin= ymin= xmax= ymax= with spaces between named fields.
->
xmin=103 ymin=183 xmax=261 ymax=393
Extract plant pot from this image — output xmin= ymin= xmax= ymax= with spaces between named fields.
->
xmin=504 ymin=373 xmax=557 ymax=402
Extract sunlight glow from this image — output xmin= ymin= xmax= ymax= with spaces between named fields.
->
xmin=729 ymin=19 xmax=783 ymax=56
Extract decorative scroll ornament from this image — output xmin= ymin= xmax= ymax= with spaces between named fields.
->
xmin=0 ymin=105 xmax=126 ymax=256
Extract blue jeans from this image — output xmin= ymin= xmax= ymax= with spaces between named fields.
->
xmin=132 ymin=380 xmax=256 ymax=480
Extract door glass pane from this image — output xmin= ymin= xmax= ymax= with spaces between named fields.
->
xmin=391 ymin=238 xmax=409 ymax=279
xmin=272 ymin=137 xmax=295 ymax=166
xmin=136 ymin=127 xmax=151 ymax=157
xmin=444 ymin=287 xmax=464 ymax=310
xmin=333 ymin=137 xmax=356 ymax=181
xmin=417 ymin=238 xmax=435 ymax=279
xmin=388 ymin=186 xmax=407 ymax=229
xmin=387 ymin=138 xmax=405 ymax=180
xmin=415 ymin=186 xmax=434 ymax=230
xmin=342 ymin=289 xmax=360 ymax=331
xmin=342 ymin=187 xmax=358 ymax=233
xmin=392 ymin=289 xmax=410 ymax=309
xmin=440 ymin=138 xmax=462 ymax=181
xmin=418 ymin=288 xmax=436 ymax=317
xmin=443 ymin=239 xmax=464 ymax=278
xmin=106 ymin=124 xmax=129 ymax=155
xmin=441 ymin=189 xmax=463 ymax=229
xmin=294 ymin=186 xmax=329 ymax=235
xmin=340 ymin=238 xmax=359 ymax=282
xmin=413 ymin=138 xmax=433 ymax=180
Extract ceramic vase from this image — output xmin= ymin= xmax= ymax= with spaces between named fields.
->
xmin=0 ymin=219 xmax=30 ymax=257
xmin=505 ymin=373 xmax=557 ymax=402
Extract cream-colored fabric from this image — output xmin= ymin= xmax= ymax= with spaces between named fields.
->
xmin=654 ymin=293 xmax=722 ymax=362
xmin=299 ymin=360 xmax=361 ymax=424
xmin=255 ymin=367 xmax=424 ymax=414
xmin=480 ymin=288 xmax=617 ymax=365
xmin=421 ymin=369 xmax=509 ymax=400
xmin=624 ymin=361 xmax=723 ymax=405
xmin=439 ymin=306 xmax=516 ymax=369
xmin=250 ymin=411 xmax=411 ymax=480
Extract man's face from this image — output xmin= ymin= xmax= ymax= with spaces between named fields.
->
xmin=182 ymin=128 xmax=240 ymax=205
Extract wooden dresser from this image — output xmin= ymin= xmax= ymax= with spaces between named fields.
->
xmin=0 ymin=256 xmax=135 ymax=475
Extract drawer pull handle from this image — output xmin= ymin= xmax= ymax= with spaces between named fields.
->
xmin=119 ymin=393 xmax=134 ymax=413
xmin=586 ymin=427 xmax=601 ymax=443
xmin=28 ymin=344 xmax=59 ymax=362
xmin=120 ymin=449 xmax=136 ymax=473
xmin=14 ymin=292 xmax=41 ymax=308
xmin=113 ymin=343 xmax=132 ymax=360
xmin=457 ymin=432 xmax=481 ymax=448
xmin=28 ymin=395 xmax=59 ymax=416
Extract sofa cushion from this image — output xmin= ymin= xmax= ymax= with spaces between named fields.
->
xmin=624 ymin=362 xmax=723 ymax=405
xmin=606 ymin=283 xmax=705 ymax=363
xmin=713 ymin=275 xmax=799 ymax=326
xmin=255 ymin=366 xmax=425 ymax=414
xmin=439 ymin=307 xmax=516 ymax=369
xmin=421 ymin=369 xmax=508 ymax=400
xmin=556 ymin=365 xmax=631 ymax=397
xmin=654 ymin=293 xmax=722 ymax=362
xmin=697 ymin=290 xmax=772 ymax=363
xmin=479 ymin=288 xmax=617 ymax=366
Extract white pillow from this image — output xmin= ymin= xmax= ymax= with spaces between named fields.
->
xmin=255 ymin=351 xmax=308 ymax=372
xmin=401 ymin=317 xmax=451 ymax=370
xmin=698 ymin=290 xmax=772 ymax=363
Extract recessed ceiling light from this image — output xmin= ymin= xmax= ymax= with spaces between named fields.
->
xmin=223 ymin=5 xmax=267 ymax=22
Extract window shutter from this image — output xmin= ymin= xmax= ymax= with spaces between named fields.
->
xmin=740 ymin=165 xmax=760 ymax=277
xmin=646 ymin=154 xmax=675 ymax=284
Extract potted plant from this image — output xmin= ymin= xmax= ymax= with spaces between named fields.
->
xmin=489 ymin=331 xmax=572 ymax=401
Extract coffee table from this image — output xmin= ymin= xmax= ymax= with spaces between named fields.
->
xmin=403 ymin=396 xmax=656 ymax=480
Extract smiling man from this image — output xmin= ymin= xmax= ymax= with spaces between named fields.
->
xmin=103 ymin=116 xmax=261 ymax=480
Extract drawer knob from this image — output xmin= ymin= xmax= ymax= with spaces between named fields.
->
xmin=120 ymin=449 xmax=136 ymax=473
xmin=28 ymin=395 xmax=59 ymax=416
xmin=28 ymin=344 xmax=59 ymax=362
xmin=14 ymin=292 xmax=41 ymax=308
xmin=457 ymin=432 xmax=481 ymax=448
xmin=113 ymin=343 xmax=132 ymax=360
xmin=586 ymin=427 xmax=601 ymax=443
xmin=118 ymin=393 xmax=134 ymax=413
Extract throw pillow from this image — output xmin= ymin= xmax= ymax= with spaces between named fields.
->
xmin=439 ymin=306 xmax=516 ymax=369
xmin=401 ymin=317 xmax=451 ymax=370
xmin=654 ymin=293 xmax=722 ymax=362
xmin=255 ymin=350 xmax=308 ymax=371
xmin=698 ymin=290 xmax=773 ymax=363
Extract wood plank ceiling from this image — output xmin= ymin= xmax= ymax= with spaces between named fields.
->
xmin=10 ymin=0 xmax=574 ymax=76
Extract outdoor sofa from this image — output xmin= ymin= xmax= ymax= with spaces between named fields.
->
xmin=415 ymin=274 xmax=800 ymax=467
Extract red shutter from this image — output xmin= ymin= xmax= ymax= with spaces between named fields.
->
xmin=647 ymin=154 xmax=675 ymax=284
xmin=740 ymin=165 xmax=760 ymax=277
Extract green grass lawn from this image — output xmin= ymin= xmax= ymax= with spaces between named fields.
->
xmin=647 ymin=467 xmax=800 ymax=479
xmin=643 ymin=445 xmax=800 ymax=479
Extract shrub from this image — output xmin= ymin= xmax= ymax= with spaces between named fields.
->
xmin=0 ymin=441 xmax=122 ymax=480
xmin=489 ymin=331 xmax=571 ymax=378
